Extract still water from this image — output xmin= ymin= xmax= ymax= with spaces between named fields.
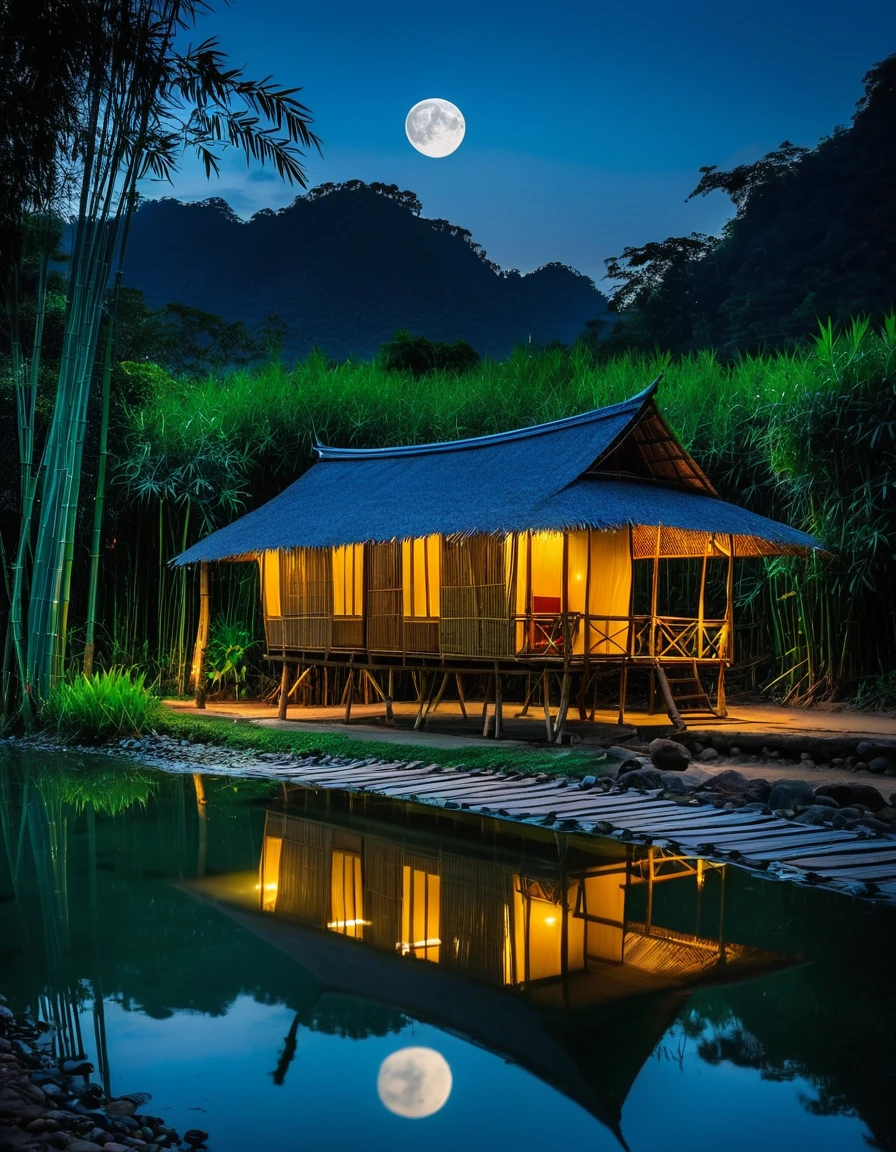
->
xmin=1 ymin=749 xmax=894 ymax=1152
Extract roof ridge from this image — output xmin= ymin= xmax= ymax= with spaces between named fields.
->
xmin=314 ymin=377 xmax=661 ymax=461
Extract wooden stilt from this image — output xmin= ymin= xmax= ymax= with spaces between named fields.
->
xmin=553 ymin=670 xmax=571 ymax=744
xmin=516 ymin=674 xmax=537 ymax=718
xmin=192 ymin=562 xmax=211 ymax=709
xmin=414 ymin=672 xmax=430 ymax=730
xmin=716 ymin=662 xmax=728 ymax=718
xmin=277 ymin=659 xmax=290 ymax=721
xmin=519 ymin=673 xmax=533 ymax=717
xmin=575 ymin=673 xmax=587 ymax=721
xmin=494 ymin=674 xmax=503 ymax=739
xmin=617 ymin=663 xmax=629 ymax=727
xmin=364 ymin=669 xmax=386 ymax=703
xmin=655 ymin=665 xmax=686 ymax=731
xmin=648 ymin=668 xmax=656 ymax=714
xmin=455 ymin=674 xmax=467 ymax=718
xmin=542 ymin=669 xmax=554 ymax=743
xmin=481 ymin=673 xmax=494 ymax=738
xmin=343 ymin=669 xmax=355 ymax=724
xmin=287 ymin=665 xmax=312 ymax=699
xmin=385 ymin=669 xmax=394 ymax=725
xmin=425 ymin=672 xmax=450 ymax=722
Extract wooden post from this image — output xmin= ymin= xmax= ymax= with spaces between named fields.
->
xmin=493 ymin=665 xmax=503 ymax=740
xmin=542 ymin=669 xmax=554 ymax=742
xmin=454 ymin=673 xmax=467 ymax=719
xmin=553 ymin=670 xmax=571 ymax=743
xmin=192 ymin=562 xmax=211 ymax=709
xmin=655 ymin=665 xmax=686 ymax=731
xmin=616 ymin=663 xmax=628 ymax=727
xmin=698 ymin=549 xmax=708 ymax=660
xmin=481 ymin=673 xmax=493 ymax=737
xmin=385 ymin=669 xmax=394 ymax=725
xmin=414 ymin=672 xmax=430 ymax=730
xmin=343 ymin=668 xmax=355 ymax=724
xmin=518 ymin=674 xmax=534 ymax=717
xmin=277 ymin=658 xmax=289 ymax=720
xmin=426 ymin=672 xmax=450 ymax=721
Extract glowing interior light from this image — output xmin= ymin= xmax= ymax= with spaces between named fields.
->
xmin=544 ymin=916 xmax=557 ymax=925
xmin=397 ymin=938 xmax=442 ymax=955
xmin=697 ymin=859 xmax=705 ymax=889
xmin=575 ymin=572 xmax=583 ymax=581
xmin=327 ymin=919 xmax=371 ymax=929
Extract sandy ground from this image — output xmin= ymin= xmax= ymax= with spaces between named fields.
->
xmin=163 ymin=697 xmax=896 ymax=794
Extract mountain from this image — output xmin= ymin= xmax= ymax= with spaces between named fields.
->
xmin=121 ymin=185 xmax=612 ymax=362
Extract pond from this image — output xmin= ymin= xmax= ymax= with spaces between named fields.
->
xmin=1 ymin=748 xmax=894 ymax=1151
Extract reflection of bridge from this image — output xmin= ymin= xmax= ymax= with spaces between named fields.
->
xmin=187 ymin=803 xmax=787 ymax=1145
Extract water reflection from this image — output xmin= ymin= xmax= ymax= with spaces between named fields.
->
xmin=1 ymin=753 xmax=894 ymax=1152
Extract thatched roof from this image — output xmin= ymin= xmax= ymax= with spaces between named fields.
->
xmin=174 ymin=380 xmax=821 ymax=564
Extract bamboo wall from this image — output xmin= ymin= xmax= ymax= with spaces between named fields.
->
xmin=259 ymin=528 xmax=732 ymax=664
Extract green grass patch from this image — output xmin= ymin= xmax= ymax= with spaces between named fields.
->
xmin=155 ymin=709 xmax=609 ymax=778
xmin=42 ymin=668 xmax=161 ymax=743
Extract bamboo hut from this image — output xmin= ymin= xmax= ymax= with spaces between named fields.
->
xmin=175 ymin=380 xmax=821 ymax=732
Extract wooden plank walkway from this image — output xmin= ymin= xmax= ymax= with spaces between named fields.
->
xmin=268 ymin=757 xmax=896 ymax=899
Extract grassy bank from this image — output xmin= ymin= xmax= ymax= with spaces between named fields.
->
xmin=156 ymin=709 xmax=608 ymax=777
xmin=103 ymin=319 xmax=896 ymax=705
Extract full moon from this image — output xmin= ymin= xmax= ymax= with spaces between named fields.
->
xmin=405 ymin=98 xmax=465 ymax=158
xmin=377 ymin=1047 xmax=453 ymax=1119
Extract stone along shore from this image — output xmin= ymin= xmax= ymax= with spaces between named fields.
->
xmin=0 ymin=999 xmax=209 ymax=1152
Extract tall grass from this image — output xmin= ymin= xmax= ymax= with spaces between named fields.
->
xmin=42 ymin=667 xmax=161 ymax=743
xmin=111 ymin=319 xmax=895 ymax=703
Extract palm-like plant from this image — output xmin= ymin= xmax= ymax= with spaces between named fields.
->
xmin=0 ymin=0 xmax=322 ymax=720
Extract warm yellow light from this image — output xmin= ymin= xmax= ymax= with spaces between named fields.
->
xmin=544 ymin=916 xmax=557 ymax=925
xmin=574 ymin=572 xmax=583 ymax=581
xmin=328 ymin=919 xmax=371 ymax=929
xmin=254 ymin=882 xmax=279 ymax=891
xmin=697 ymin=859 xmax=705 ymax=889
xmin=397 ymin=938 xmax=442 ymax=955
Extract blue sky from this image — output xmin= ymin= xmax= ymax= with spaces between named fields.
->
xmin=153 ymin=0 xmax=895 ymax=285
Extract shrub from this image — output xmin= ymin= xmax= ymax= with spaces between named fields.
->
xmin=381 ymin=329 xmax=481 ymax=376
xmin=41 ymin=667 xmax=161 ymax=743
xmin=207 ymin=617 xmax=255 ymax=698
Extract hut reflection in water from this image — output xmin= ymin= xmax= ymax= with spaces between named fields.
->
xmin=252 ymin=808 xmax=771 ymax=1003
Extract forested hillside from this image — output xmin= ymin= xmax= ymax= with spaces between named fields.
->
xmin=121 ymin=184 xmax=612 ymax=361
xmin=604 ymin=54 xmax=896 ymax=353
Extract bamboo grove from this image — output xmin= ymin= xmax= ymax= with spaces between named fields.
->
xmin=0 ymin=0 xmax=322 ymax=721
xmin=58 ymin=316 xmax=891 ymax=709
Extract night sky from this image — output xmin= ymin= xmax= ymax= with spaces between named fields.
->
xmin=154 ymin=0 xmax=894 ymax=285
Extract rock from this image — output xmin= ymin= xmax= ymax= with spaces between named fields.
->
xmin=659 ymin=772 xmax=699 ymax=794
xmin=762 ymin=747 xmax=780 ymax=759
xmin=810 ymin=794 xmax=839 ymax=808
xmin=62 ymin=1059 xmax=94 ymax=1077
xmin=799 ymin=759 xmax=816 ymax=771
xmin=857 ymin=740 xmax=877 ymax=758
xmin=795 ymin=805 xmax=836 ymax=826
xmin=0 ymin=1004 xmax=14 ymax=1023
xmin=816 ymin=783 xmax=886 ymax=812
xmin=617 ymin=766 xmax=665 ymax=790
xmin=183 ymin=1131 xmax=209 ymax=1147
xmin=65 ymin=1142 xmax=105 ymax=1152
xmin=698 ymin=747 xmax=719 ymax=762
xmin=873 ymin=806 xmax=896 ymax=830
xmin=856 ymin=816 xmax=890 ymax=834
xmin=699 ymin=769 xmax=750 ymax=794
xmin=648 ymin=738 xmax=691 ymax=771
xmin=0 ymin=1038 xmax=11 ymax=1053
xmin=579 ymin=774 xmax=596 ymax=789
xmin=767 ymin=779 xmax=816 ymax=810
xmin=104 ymin=1145 xmax=131 ymax=1152
xmin=729 ymin=745 xmax=741 ymax=756
xmin=868 ymin=755 xmax=896 ymax=775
